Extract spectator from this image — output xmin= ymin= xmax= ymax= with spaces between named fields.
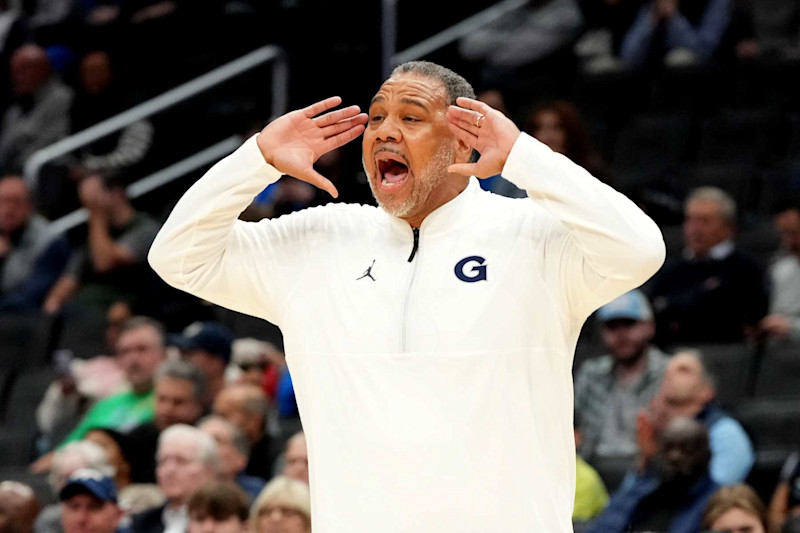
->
xmin=43 ymin=173 xmax=160 ymax=314
xmin=735 ymin=0 xmax=800 ymax=61
xmin=125 ymin=359 xmax=207 ymax=484
xmin=129 ymin=425 xmax=219 ymax=533
xmin=573 ymin=414 xmax=609 ymax=523
xmin=249 ymin=476 xmax=311 ymax=533
xmin=619 ymin=0 xmax=732 ymax=70
xmin=587 ymin=416 xmax=719 ymax=533
xmin=84 ymin=429 xmax=133 ymax=494
xmin=769 ymin=451 xmax=800 ymax=532
xmin=59 ymin=469 xmax=125 ymax=533
xmin=173 ymin=321 xmax=234 ymax=403
xmin=760 ymin=201 xmax=800 ymax=340
xmin=197 ymin=415 xmax=265 ymax=502
xmin=0 ymin=481 xmax=39 ymax=533
xmin=0 ymin=44 xmax=73 ymax=174
xmin=228 ymin=338 xmax=283 ymax=401
xmin=36 ymin=440 xmax=114 ymax=533
xmin=575 ymin=289 xmax=668 ymax=463
xmin=187 ymin=482 xmax=249 ymax=533
xmin=282 ymin=432 xmax=308 ymax=486
xmin=640 ymin=350 xmax=754 ymax=485
xmin=0 ymin=233 xmax=71 ymax=311
xmin=214 ymin=384 xmax=280 ymax=482
xmin=648 ymin=187 xmax=768 ymax=345
xmin=0 ymin=175 xmax=57 ymax=298
xmin=703 ymin=483 xmax=770 ymax=533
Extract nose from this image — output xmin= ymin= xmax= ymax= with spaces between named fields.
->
xmin=375 ymin=115 xmax=401 ymax=143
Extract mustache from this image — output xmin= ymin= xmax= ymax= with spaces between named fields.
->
xmin=373 ymin=146 xmax=409 ymax=166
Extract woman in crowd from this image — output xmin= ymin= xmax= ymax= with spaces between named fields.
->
xmin=703 ymin=483 xmax=772 ymax=533
xmin=250 ymin=476 xmax=311 ymax=533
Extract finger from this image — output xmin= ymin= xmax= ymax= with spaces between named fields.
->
xmin=302 ymin=96 xmax=343 ymax=118
xmin=447 ymin=122 xmax=478 ymax=148
xmin=322 ymin=122 xmax=366 ymax=152
xmin=447 ymin=105 xmax=484 ymax=126
xmin=448 ymin=162 xmax=478 ymax=177
xmin=455 ymin=97 xmax=493 ymax=115
xmin=321 ymin=113 xmax=368 ymax=138
xmin=297 ymin=169 xmax=339 ymax=198
xmin=314 ymin=105 xmax=363 ymax=127
xmin=447 ymin=114 xmax=481 ymax=137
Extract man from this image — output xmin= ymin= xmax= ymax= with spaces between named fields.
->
xmin=282 ymin=431 xmax=308 ymax=486
xmin=197 ymin=415 xmax=265 ymax=501
xmin=129 ymin=425 xmax=219 ymax=533
xmin=125 ymin=359 xmax=207 ymax=484
xmin=0 ymin=481 xmax=39 ymax=533
xmin=59 ymin=469 xmax=126 ymax=533
xmin=0 ymin=45 xmax=73 ymax=174
xmin=44 ymin=173 xmax=160 ymax=314
xmin=760 ymin=200 xmax=800 ymax=340
xmin=587 ymin=416 xmax=720 ymax=533
xmin=187 ymin=482 xmax=250 ymax=533
xmin=149 ymin=61 xmax=665 ymax=531
xmin=574 ymin=289 xmax=669 ymax=464
xmin=173 ymin=321 xmax=234 ymax=403
xmin=213 ymin=383 xmax=279 ymax=481
xmin=640 ymin=350 xmax=754 ymax=485
xmin=648 ymin=186 xmax=768 ymax=345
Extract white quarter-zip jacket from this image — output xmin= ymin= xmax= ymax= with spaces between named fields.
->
xmin=149 ymin=132 xmax=665 ymax=532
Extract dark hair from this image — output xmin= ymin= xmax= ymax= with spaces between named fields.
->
xmin=118 ymin=316 xmax=166 ymax=347
xmin=771 ymin=196 xmax=800 ymax=216
xmin=188 ymin=482 xmax=249 ymax=523
xmin=155 ymin=359 xmax=208 ymax=404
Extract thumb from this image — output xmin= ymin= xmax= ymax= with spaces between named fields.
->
xmin=298 ymin=169 xmax=339 ymax=199
xmin=448 ymin=163 xmax=478 ymax=177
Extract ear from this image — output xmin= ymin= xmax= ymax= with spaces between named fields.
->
xmin=453 ymin=135 xmax=473 ymax=165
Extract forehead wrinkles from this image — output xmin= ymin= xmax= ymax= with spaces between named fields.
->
xmin=372 ymin=75 xmax=448 ymax=110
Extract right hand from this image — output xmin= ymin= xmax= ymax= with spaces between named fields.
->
xmin=256 ymin=96 xmax=368 ymax=198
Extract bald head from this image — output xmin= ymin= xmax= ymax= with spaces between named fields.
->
xmin=658 ymin=416 xmax=711 ymax=483
xmin=0 ymin=481 xmax=40 ymax=533
xmin=213 ymin=384 xmax=268 ymax=443
xmin=10 ymin=45 xmax=51 ymax=96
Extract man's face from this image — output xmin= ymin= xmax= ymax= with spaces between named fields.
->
xmin=156 ymin=438 xmax=216 ymax=504
xmin=198 ymin=419 xmax=246 ymax=479
xmin=186 ymin=350 xmax=226 ymax=382
xmin=776 ymin=208 xmax=800 ymax=257
xmin=600 ymin=318 xmax=654 ymax=362
xmin=0 ymin=177 xmax=31 ymax=235
xmin=213 ymin=388 xmax=263 ymax=443
xmin=10 ymin=48 xmax=49 ymax=96
xmin=154 ymin=377 xmax=203 ymax=430
xmin=658 ymin=424 xmax=709 ymax=483
xmin=0 ymin=490 xmax=35 ymax=533
xmin=61 ymin=494 xmax=121 ymax=533
xmin=659 ymin=354 xmax=709 ymax=423
xmin=188 ymin=514 xmax=247 ymax=533
xmin=116 ymin=326 xmax=165 ymax=394
xmin=531 ymin=110 xmax=567 ymax=155
xmin=79 ymin=52 xmax=112 ymax=95
xmin=362 ymin=73 xmax=468 ymax=223
xmin=683 ymin=199 xmax=733 ymax=257
xmin=283 ymin=436 xmax=309 ymax=485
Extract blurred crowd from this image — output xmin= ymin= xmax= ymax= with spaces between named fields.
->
xmin=0 ymin=0 xmax=799 ymax=532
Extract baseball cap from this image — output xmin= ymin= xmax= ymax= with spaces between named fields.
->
xmin=596 ymin=290 xmax=653 ymax=322
xmin=59 ymin=468 xmax=118 ymax=504
xmin=171 ymin=322 xmax=234 ymax=363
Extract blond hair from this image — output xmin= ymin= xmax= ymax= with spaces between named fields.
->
xmin=250 ymin=476 xmax=311 ymax=532
xmin=702 ymin=484 xmax=771 ymax=533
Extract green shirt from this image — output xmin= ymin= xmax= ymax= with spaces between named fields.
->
xmin=573 ymin=455 xmax=609 ymax=521
xmin=61 ymin=390 xmax=155 ymax=446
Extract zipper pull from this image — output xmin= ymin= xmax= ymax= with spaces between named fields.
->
xmin=407 ymin=227 xmax=420 ymax=262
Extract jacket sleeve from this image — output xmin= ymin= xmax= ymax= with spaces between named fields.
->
xmin=148 ymin=134 xmax=314 ymax=325
xmin=501 ymin=132 xmax=666 ymax=320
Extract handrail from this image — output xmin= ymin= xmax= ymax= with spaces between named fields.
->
xmin=24 ymin=45 xmax=288 ymax=189
xmin=46 ymin=136 xmax=242 ymax=235
xmin=388 ymin=0 xmax=528 ymax=66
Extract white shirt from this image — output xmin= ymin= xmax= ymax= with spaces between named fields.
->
xmin=162 ymin=504 xmax=187 ymax=533
xmin=149 ymin=132 xmax=665 ymax=532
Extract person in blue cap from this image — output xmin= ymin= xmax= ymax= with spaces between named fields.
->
xmin=59 ymin=468 xmax=129 ymax=533
xmin=173 ymin=321 xmax=235 ymax=404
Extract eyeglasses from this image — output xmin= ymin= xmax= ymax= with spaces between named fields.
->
xmin=238 ymin=362 xmax=268 ymax=372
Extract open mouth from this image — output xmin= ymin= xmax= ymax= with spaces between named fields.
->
xmin=376 ymin=153 xmax=410 ymax=189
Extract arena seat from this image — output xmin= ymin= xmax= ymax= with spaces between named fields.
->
xmin=696 ymin=107 xmax=781 ymax=166
xmin=611 ymin=114 xmax=692 ymax=174
xmin=676 ymin=342 xmax=756 ymax=409
xmin=0 ymin=312 xmax=54 ymax=370
xmin=733 ymin=398 xmax=800 ymax=452
xmin=753 ymin=338 xmax=800 ymax=399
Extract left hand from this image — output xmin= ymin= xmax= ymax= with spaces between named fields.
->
xmin=78 ymin=176 xmax=110 ymax=213
xmin=446 ymin=97 xmax=521 ymax=178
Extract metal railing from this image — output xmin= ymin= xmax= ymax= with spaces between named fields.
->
xmin=24 ymin=45 xmax=288 ymax=190
xmin=382 ymin=0 xmax=528 ymax=76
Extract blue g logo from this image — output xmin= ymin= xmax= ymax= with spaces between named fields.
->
xmin=455 ymin=256 xmax=487 ymax=282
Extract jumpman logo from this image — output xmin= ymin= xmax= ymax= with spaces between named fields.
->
xmin=357 ymin=260 xmax=376 ymax=281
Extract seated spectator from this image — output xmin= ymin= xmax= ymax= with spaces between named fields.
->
xmin=573 ymin=414 xmax=609 ymax=523
xmin=282 ymin=432 xmax=308 ymax=486
xmin=735 ymin=0 xmax=800 ymax=61
xmin=574 ymin=0 xmax=647 ymax=73
xmin=648 ymin=187 xmax=768 ymax=345
xmin=173 ymin=321 xmax=235 ymax=403
xmin=0 ymin=481 xmax=39 ymax=533
xmin=587 ymin=416 xmax=719 ymax=533
xmin=214 ymin=384 xmax=280 ymax=482
xmin=187 ymin=482 xmax=249 ymax=533
xmin=275 ymin=366 xmax=301 ymax=437
xmin=250 ymin=476 xmax=311 ymax=533
xmin=36 ymin=440 xmax=114 ymax=533
xmin=198 ymin=415 xmax=265 ymax=502
xmin=228 ymin=338 xmax=283 ymax=401
xmin=640 ymin=350 xmax=754 ymax=485
xmin=575 ymin=290 xmax=668 ymax=464
xmin=0 ymin=176 xmax=58 ymax=299
xmin=619 ymin=0 xmax=732 ymax=70
xmin=125 ymin=359 xmax=207 ymax=484
xmin=84 ymin=429 xmax=134 ymax=495
xmin=0 ymin=44 xmax=73 ymax=174
xmin=43 ymin=173 xmax=160 ymax=314
xmin=129 ymin=425 xmax=219 ymax=533
xmin=59 ymin=469 xmax=125 ymax=533
xmin=769 ymin=451 xmax=800 ymax=532
xmin=760 ymin=200 xmax=800 ymax=340
xmin=703 ymin=483 xmax=770 ymax=533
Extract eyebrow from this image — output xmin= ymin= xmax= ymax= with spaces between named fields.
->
xmin=368 ymin=95 xmax=430 ymax=110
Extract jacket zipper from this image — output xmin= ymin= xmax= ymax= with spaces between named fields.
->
xmin=401 ymin=227 xmax=421 ymax=352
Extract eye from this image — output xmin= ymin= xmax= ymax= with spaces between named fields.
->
xmin=403 ymin=116 xmax=419 ymax=122
xmin=370 ymin=114 xmax=383 ymax=122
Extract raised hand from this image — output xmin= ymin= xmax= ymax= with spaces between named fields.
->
xmin=256 ymin=96 xmax=368 ymax=198
xmin=446 ymin=97 xmax=521 ymax=179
